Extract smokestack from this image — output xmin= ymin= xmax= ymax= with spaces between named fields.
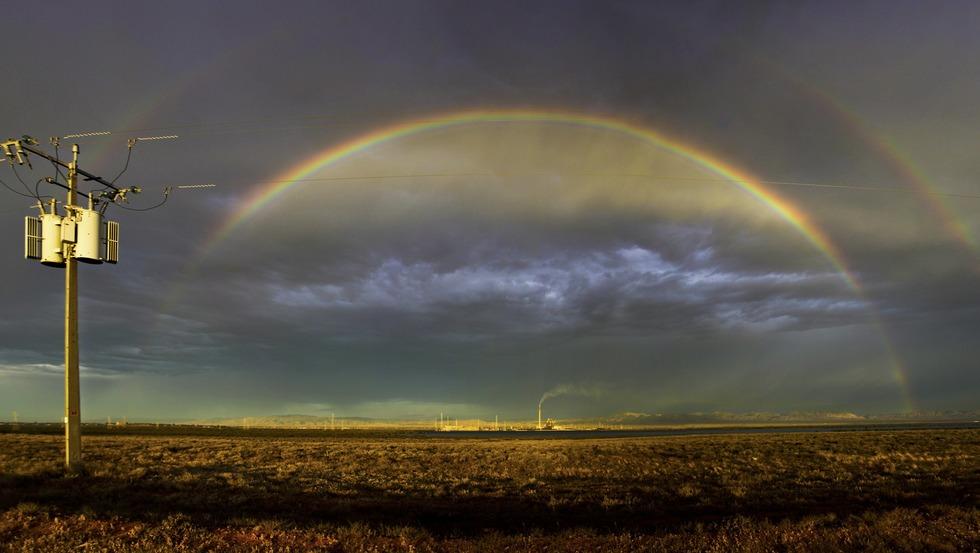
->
xmin=537 ymin=401 xmax=542 ymax=430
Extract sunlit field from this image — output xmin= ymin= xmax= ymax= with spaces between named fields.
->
xmin=1 ymin=428 xmax=977 ymax=551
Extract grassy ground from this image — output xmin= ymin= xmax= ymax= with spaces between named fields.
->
xmin=1 ymin=429 xmax=977 ymax=551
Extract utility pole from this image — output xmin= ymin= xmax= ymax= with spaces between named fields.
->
xmin=3 ymin=135 xmax=160 ymax=473
xmin=64 ymin=145 xmax=81 ymax=470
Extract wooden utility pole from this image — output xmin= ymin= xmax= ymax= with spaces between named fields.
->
xmin=64 ymin=144 xmax=81 ymax=471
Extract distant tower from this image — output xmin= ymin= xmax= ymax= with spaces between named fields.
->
xmin=537 ymin=403 xmax=542 ymax=430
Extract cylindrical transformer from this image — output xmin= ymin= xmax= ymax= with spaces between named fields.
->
xmin=40 ymin=213 xmax=65 ymax=267
xmin=74 ymin=208 xmax=104 ymax=264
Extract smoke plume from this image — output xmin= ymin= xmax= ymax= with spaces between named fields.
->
xmin=538 ymin=383 xmax=603 ymax=409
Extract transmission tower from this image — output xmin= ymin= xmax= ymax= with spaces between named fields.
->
xmin=2 ymin=135 xmax=156 ymax=472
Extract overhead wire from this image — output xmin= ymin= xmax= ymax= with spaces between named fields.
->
xmin=52 ymin=112 xmax=385 ymax=143
xmin=111 ymin=187 xmax=170 ymax=212
xmin=9 ymin=163 xmax=40 ymax=200
xmin=0 ymin=204 xmax=37 ymax=213
xmin=51 ymin=141 xmax=67 ymax=182
xmin=59 ymin=112 xmax=353 ymax=138
xmin=0 ymin=171 xmax=36 ymax=199
xmin=40 ymin=110 xmax=980 ymax=199
xmin=110 ymin=143 xmax=134 ymax=184
xmin=34 ymin=178 xmax=53 ymax=202
xmin=192 ymin=172 xmax=980 ymax=200
xmin=55 ymin=114 xmax=975 ymax=200
xmin=35 ymin=111 xmax=980 ymax=206
xmin=617 ymin=174 xmax=980 ymax=200
xmin=6 ymin=152 xmax=979 ymax=212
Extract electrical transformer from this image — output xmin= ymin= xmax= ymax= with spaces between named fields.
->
xmin=74 ymin=208 xmax=103 ymax=264
xmin=25 ymin=211 xmax=118 ymax=266
xmin=40 ymin=213 xmax=66 ymax=266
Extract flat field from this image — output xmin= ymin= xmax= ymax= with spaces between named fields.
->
xmin=1 ymin=428 xmax=978 ymax=551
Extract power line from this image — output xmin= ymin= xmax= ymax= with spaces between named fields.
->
xmin=51 ymin=140 xmax=67 ymax=182
xmin=6 ymin=163 xmax=977 ymax=206
xmin=192 ymin=172 xmax=980 ymax=200
xmin=34 ymin=178 xmax=55 ymax=202
xmin=615 ymin=174 xmax=980 ymax=200
xmin=9 ymin=163 xmax=39 ymax=200
xmin=0 ymin=173 xmax=35 ymax=199
xmin=56 ymin=112 xmax=355 ymax=139
xmin=109 ymin=143 xmax=134 ymax=185
xmin=37 ymin=112 xmax=980 ymax=202
xmin=46 ymin=113 xmax=979 ymax=200
xmin=113 ymin=187 xmax=171 ymax=211
xmin=59 ymin=121 xmax=361 ymax=142
xmin=0 ymin=203 xmax=36 ymax=213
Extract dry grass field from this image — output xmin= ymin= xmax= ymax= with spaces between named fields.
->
xmin=1 ymin=428 xmax=978 ymax=551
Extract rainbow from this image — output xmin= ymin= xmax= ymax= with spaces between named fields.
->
xmin=760 ymin=61 xmax=977 ymax=254
xmin=186 ymin=108 xmax=914 ymax=410
xmin=203 ymin=109 xmax=862 ymax=291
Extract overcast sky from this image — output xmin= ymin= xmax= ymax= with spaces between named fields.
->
xmin=1 ymin=1 xmax=978 ymax=421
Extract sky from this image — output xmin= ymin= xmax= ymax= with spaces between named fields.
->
xmin=1 ymin=1 xmax=978 ymax=421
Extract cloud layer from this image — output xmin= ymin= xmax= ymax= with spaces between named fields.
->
xmin=0 ymin=1 xmax=978 ymax=420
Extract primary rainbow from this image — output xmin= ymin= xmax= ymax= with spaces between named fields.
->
xmin=202 ymin=108 xmax=862 ymax=291
xmin=187 ymin=108 xmax=914 ymax=410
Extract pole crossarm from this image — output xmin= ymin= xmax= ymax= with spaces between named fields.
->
xmin=19 ymin=141 xmax=121 ymax=192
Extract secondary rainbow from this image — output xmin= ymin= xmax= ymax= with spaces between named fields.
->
xmin=760 ymin=60 xmax=977 ymax=254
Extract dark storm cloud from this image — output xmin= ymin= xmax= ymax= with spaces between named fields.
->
xmin=1 ymin=1 xmax=978 ymax=419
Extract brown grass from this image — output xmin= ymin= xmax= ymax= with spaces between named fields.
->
xmin=1 ymin=429 xmax=978 ymax=551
